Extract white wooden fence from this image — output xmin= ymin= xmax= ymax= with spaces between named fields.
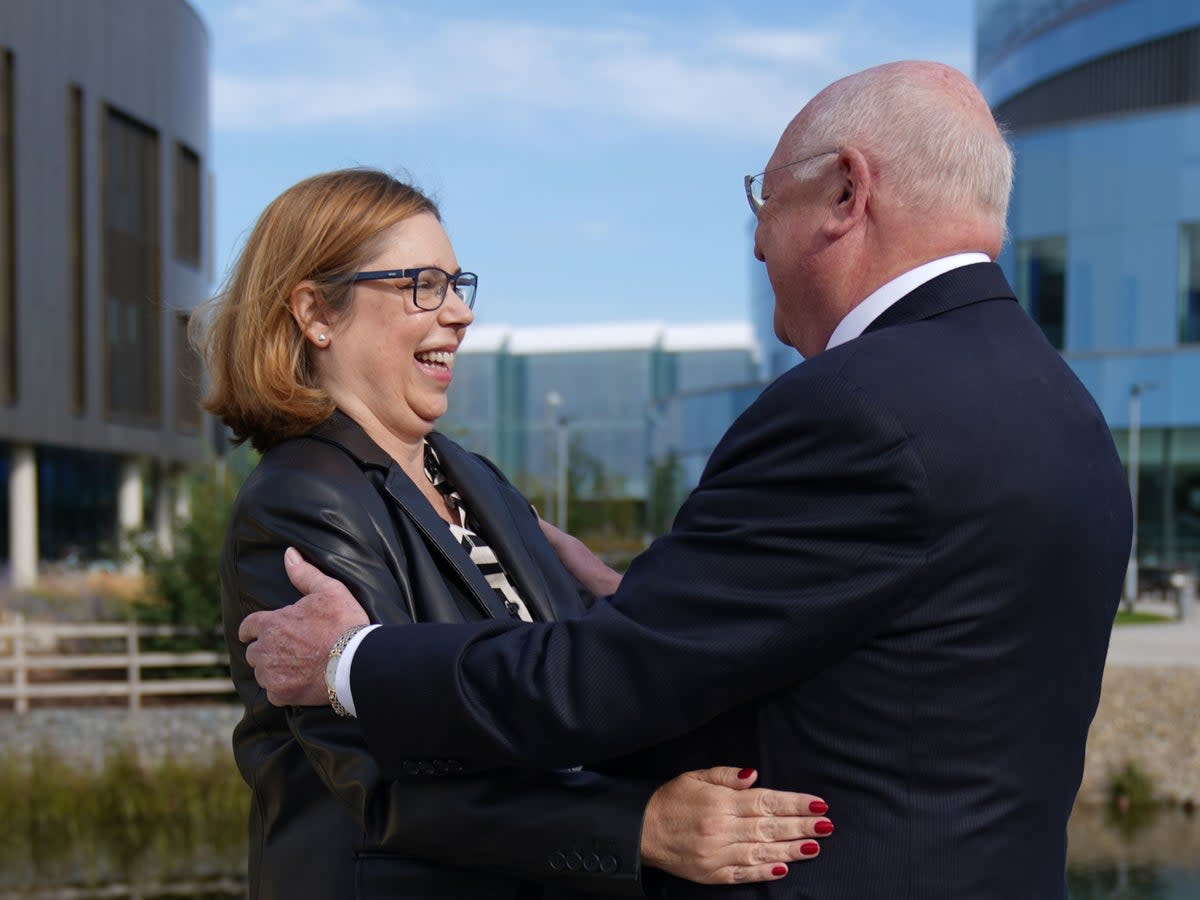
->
xmin=0 ymin=615 xmax=235 ymax=714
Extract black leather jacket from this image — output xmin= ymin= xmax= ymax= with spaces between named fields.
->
xmin=222 ymin=412 xmax=657 ymax=899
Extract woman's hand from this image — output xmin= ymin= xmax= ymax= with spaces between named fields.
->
xmin=640 ymin=767 xmax=831 ymax=885
xmin=537 ymin=518 xmax=623 ymax=596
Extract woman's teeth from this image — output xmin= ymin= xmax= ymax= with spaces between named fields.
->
xmin=416 ymin=350 xmax=454 ymax=367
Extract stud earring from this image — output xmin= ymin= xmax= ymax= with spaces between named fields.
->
xmin=317 ymin=333 xmax=327 ymax=343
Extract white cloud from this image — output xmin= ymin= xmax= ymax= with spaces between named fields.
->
xmin=214 ymin=69 xmax=431 ymax=129
xmin=226 ymin=0 xmax=373 ymax=41
xmin=207 ymin=5 xmax=962 ymax=144
xmin=590 ymin=53 xmax=816 ymax=134
xmin=718 ymin=27 xmax=840 ymax=66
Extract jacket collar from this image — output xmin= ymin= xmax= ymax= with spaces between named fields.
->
xmin=862 ymin=262 xmax=1016 ymax=336
xmin=309 ymin=411 xmax=514 ymax=620
xmin=309 ymin=412 xmax=561 ymax=622
xmin=309 ymin=409 xmax=394 ymax=471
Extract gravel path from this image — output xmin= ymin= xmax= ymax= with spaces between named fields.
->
xmin=0 ymin=704 xmax=242 ymax=771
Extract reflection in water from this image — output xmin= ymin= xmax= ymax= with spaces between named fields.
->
xmin=3 ymin=804 xmax=1196 ymax=899
xmin=1068 ymin=805 xmax=1200 ymax=899
xmin=0 ymin=833 xmax=243 ymax=900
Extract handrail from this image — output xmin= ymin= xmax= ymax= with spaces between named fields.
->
xmin=0 ymin=614 xmax=235 ymax=713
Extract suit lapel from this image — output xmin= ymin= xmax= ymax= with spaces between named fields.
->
xmin=864 ymin=262 xmax=1017 ymax=335
xmin=428 ymin=433 xmax=559 ymax=623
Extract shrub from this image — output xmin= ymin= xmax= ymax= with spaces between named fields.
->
xmin=134 ymin=455 xmax=253 ymax=652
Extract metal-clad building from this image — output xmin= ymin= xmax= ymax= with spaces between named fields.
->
xmin=0 ymin=0 xmax=210 ymax=585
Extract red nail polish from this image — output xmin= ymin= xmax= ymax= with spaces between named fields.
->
xmin=737 ymin=767 xmax=755 ymax=780
xmin=809 ymin=800 xmax=828 ymax=814
xmin=814 ymin=820 xmax=834 ymax=835
xmin=801 ymin=842 xmax=820 ymax=856
xmin=771 ymin=865 xmax=788 ymax=877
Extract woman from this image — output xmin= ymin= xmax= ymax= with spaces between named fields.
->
xmin=207 ymin=169 xmax=831 ymax=899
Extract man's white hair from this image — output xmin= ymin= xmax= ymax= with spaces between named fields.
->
xmin=787 ymin=63 xmax=1013 ymax=236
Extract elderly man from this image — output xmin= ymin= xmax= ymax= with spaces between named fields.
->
xmin=241 ymin=61 xmax=1130 ymax=898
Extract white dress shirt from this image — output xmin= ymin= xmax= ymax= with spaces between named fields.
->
xmin=824 ymin=253 xmax=990 ymax=350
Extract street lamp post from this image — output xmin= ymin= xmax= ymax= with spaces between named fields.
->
xmin=545 ymin=392 xmax=568 ymax=531
xmin=556 ymin=415 xmax=569 ymax=532
xmin=1125 ymin=382 xmax=1156 ymax=608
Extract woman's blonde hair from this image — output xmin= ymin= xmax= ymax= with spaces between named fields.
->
xmin=199 ymin=168 xmax=438 ymax=451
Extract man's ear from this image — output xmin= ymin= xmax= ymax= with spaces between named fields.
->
xmin=824 ymin=147 xmax=871 ymax=239
xmin=288 ymin=281 xmax=335 ymax=348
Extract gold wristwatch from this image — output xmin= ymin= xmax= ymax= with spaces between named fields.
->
xmin=325 ymin=624 xmax=369 ymax=717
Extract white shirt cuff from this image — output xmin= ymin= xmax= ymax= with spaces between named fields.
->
xmin=334 ymin=623 xmax=380 ymax=718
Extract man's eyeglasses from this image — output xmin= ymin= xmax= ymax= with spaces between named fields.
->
xmin=744 ymin=149 xmax=839 ymax=215
xmin=352 ymin=267 xmax=478 ymax=310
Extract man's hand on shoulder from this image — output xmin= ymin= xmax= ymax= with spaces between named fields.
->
xmin=239 ymin=547 xmax=369 ymax=707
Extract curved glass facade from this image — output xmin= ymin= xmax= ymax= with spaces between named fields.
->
xmin=978 ymin=0 xmax=1200 ymax=565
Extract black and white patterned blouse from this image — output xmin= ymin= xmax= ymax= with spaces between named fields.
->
xmin=423 ymin=443 xmax=534 ymax=623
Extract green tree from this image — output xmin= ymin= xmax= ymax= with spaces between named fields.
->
xmin=134 ymin=455 xmax=252 ymax=650
xmin=646 ymin=451 xmax=684 ymax=538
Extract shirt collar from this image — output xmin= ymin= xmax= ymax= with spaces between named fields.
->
xmin=825 ymin=252 xmax=991 ymax=351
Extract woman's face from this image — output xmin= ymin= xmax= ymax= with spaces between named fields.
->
xmin=315 ymin=212 xmax=474 ymax=443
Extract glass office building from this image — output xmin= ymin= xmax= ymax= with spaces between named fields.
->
xmin=0 ymin=0 xmax=210 ymax=584
xmin=439 ymin=321 xmax=759 ymax=527
xmin=979 ymin=0 xmax=1200 ymax=566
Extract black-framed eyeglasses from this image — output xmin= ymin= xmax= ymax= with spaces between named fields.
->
xmin=351 ymin=267 xmax=478 ymax=310
xmin=744 ymin=149 xmax=839 ymax=215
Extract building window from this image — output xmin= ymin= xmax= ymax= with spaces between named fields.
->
xmin=992 ymin=26 xmax=1200 ymax=134
xmin=174 ymin=142 xmax=201 ymax=266
xmin=68 ymin=84 xmax=85 ymax=413
xmin=1180 ymin=223 xmax=1200 ymax=344
xmin=0 ymin=49 xmax=14 ymax=405
xmin=174 ymin=312 xmax=202 ymax=431
xmin=103 ymin=106 xmax=160 ymax=423
xmin=37 ymin=446 xmax=119 ymax=563
xmin=1016 ymin=237 xmax=1067 ymax=350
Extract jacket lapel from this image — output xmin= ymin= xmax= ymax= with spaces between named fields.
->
xmin=310 ymin=411 xmax=507 ymax=619
xmin=863 ymin=262 xmax=1017 ymax=335
xmin=427 ymin=433 xmax=559 ymax=623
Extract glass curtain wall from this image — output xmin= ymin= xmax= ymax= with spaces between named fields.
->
xmin=173 ymin=313 xmax=202 ymax=432
xmin=36 ymin=447 xmax=119 ymax=563
xmin=1116 ymin=426 xmax=1200 ymax=567
xmin=174 ymin=143 xmax=201 ymax=267
xmin=0 ymin=50 xmax=14 ymax=404
xmin=103 ymin=107 xmax=160 ymax=423
xmin=1016 ymin=237 xmax=1067 ymax=349
xmin=1180 ymin=223 xmax=1200 ymax=344
xmin=68 ymin=84 xmax=86 ymax=414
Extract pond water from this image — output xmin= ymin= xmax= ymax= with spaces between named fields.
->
xmin=1 ymin=805 xmax=1195 ymax=899
xmin=1068 ymin=805 xmax=1200 ymax=899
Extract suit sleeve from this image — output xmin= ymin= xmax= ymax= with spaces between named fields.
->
xmin=354 ymin=371 xmax=933 ymax=768
xmin=226 ymin=463 xmax=658 ymax=895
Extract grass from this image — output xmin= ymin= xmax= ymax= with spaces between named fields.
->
xmin=0 ymin=744 xmax=247 ymax=887
xmin=1114 ymin=609 xmax=1175 ymax=625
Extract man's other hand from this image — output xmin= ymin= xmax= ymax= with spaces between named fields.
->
xmin=238 ymin=546 xmax=369 ymax=707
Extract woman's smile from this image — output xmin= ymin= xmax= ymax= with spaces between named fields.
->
xmin=414 ymin=347 xmax=456 ymax=383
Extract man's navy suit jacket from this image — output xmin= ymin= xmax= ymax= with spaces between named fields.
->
xmin=354 ymin=263 xmax=1133 ymax=899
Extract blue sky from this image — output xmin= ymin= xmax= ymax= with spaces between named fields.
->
xmin=190 ymin=0 xmax=974 ymax=328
